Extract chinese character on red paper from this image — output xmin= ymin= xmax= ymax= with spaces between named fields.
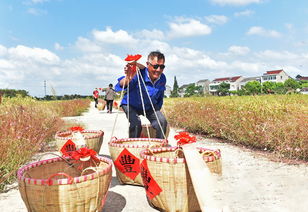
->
xmin=140 ymin=159 xmax=162 ymax=199
xmin=60 ymin=139 xmax=77 ymax=156
xmin=114 ymin=148 xmax=140 ymax=180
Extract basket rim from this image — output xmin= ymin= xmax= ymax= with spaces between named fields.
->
xmin=140 ymin=146 xmax=221 ymax=163
xmin=197 ymin=147 xmax=221 ymax=161
xmin=140 ymin=146 xmax=185 ymax=164
xmin=55 ymin=130 xmax=104 ymax=140
xmin=17 ymin=156 xmax=112 ymax=186
xmin=108 ymin=137 xmax=168 ymax=148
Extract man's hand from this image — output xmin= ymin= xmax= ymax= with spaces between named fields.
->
xmin=124 ymin=63 xmax=137 ymax=81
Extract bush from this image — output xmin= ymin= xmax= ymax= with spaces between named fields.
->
xmin=0 ymin=97 xmax=90 ymax=191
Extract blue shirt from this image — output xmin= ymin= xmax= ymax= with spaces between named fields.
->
xmin=115 ymin=68 xmax=166 ymax=112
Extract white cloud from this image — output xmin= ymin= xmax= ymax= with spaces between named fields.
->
xmin=246 ymin=26 xmax=281 ymax=38
xmin=93 ymin=27 xmax=137 ymax=45
xmin=0 ymin=45 xmax=7 ymax=56
xmin=0 ymin=59 xmax=15 ymax=69
xmin=205 ymin=15 xmax=228 ymax=25
xmin=54 ymin=42 xmax=64 ymax=50
xmin=167 ymin=18 xmax=212 ymax=38
xmin=228 ymin=45 xmax=250 ymax=55
xmin=256 ymin=50 xmax=298 ymax=61
xmin=234 ymin=10 xmax=255 ymax=17
xmin=75 ymin=37 xmax=102 ymax=53
xmin=210 ymin=0 xmax=262 ymax=6
xmin=137 ymin=29 xmax=165 ymax=40
xmin=8 ymin=45 xmax=60 ymax=64
xmin=27 ymin=8 xmax=47 ymax=15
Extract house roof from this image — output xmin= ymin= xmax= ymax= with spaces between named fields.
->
xmin=240 ymin=76 xmax=261 ymax=83
xmin=179 ymin=83 xmax=194 ymax=90
xmin=299 ymin=77 xmax=308 ymax=81
xmin=264 ymin=69 xmax=283 ymax=75
xmin=213 ymin=76 xmax=242 ymax=82
xmin=196 ymin=79 xmax=209 ymax=83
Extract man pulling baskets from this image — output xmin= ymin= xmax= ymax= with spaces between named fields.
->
xmin=115 ymin=51 xmax=168 ymax=139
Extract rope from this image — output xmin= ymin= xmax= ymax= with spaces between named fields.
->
xmin=136 ymin=68 xmax=167 ymax=139
xmin=109 ymin=78 xmax=127 ymax=142
xmin=136 ymin=67 xmax=151 ymax=140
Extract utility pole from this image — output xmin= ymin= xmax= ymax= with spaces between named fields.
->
xmin=44 ymin=80 xmax=46 ymax=97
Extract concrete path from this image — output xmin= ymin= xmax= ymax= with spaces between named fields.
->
xmin=1 ymin=102 xmax=308 ymax=212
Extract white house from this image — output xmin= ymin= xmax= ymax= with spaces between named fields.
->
xmin=165 ymin=85 xmax=171 ymax=97
xmin=209 ymin=76 xmax=244 ymax=95
xmin=195 ymin=79 xmax=210 ymax=94
xmin=261 ymin=69 xmax=290 ymax=83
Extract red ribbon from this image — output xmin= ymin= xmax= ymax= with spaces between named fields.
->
xmin=71 ymin=147 xmax=99 ymax=162
xmin=62 ymin=146 xmax=99 ymax=163
xmin=69 ymin=126 xmax=84 ymax=132
xmin=174 ymin=132 xmax=196 ymax=146
xmin=124 ymin=54 xmax=142 ymax=62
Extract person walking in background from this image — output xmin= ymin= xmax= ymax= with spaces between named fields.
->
xmin=115 ymin=51 xmax=168 ymax=139
xmin=93 ymin=88 xmax=99 ymax=108
xmin=105 ymin=83 xmax=116 ymax=113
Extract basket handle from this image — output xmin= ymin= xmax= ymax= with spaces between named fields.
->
xmin=80 ymin=167 xmax=99 ymax=176
xmin=174 ymin=147 xmax=184 ymax=158
xmin=201 ymin=151 xmax=217 ymax=159
xmin=47 ymin=172 xmax=73 ymax=186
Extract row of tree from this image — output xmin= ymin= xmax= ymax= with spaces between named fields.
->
xmin=169 ymin=77 xmax=308 ymax=97
xmin=0 ymin=89 xmax=91 ymax=101
xmin=0 ymin=89 xmax=29 ymax=98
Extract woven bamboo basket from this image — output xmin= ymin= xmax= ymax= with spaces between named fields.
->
xmin=108 ymin=138 xmax=168 ymax=186
xmin=17 ymin=156 xmax=112 ymax=212
xmin=197 ymin=147 xmax=222 ymax=175
xmin=55 ymin=130 xmax=104 ymax=153
xmin=140 ymin=146 xmax=201 ymax=212
xmin=97 ymin=101 xmax=106 ymax=111
xmin=140 ymin=124 xmax=170 ymax=139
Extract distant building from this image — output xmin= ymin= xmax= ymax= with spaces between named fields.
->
xmin=209 ymin=76 xmax=244 ymax=95
xmin=295 ymin=75 xmax=308 ymax=81
xmin=165 ymin=85 xmax=171 ymax=97
xmin=261 ymin=69 xmax=290 ymax=83
xmin=239 ymin=76 xmax=261 ymax=90
xmin=300 ymin=87 xmax=308 ymax=95
xmin=195 ymin=79 xmax=210 ymax=94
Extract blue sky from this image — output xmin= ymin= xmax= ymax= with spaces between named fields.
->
xmin=1 ymin=0 xmax=308 ymax=97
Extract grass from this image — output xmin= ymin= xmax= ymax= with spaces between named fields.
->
xmin=164 ymin=94 xmax=308 ymax=161
xmin=0 ymin=97 xmax=90 ymax=191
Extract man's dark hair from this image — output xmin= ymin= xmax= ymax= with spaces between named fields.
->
xmin=148 ymin=51 xmax=165 ymax=62
xmin=109 ymin=83 xmax=113 ymax=87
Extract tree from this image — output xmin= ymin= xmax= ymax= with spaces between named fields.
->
xmin=284 ymin=78 xmax=301 ymax=91
xmin=170 ymin=76 xmax=179 ymax=97
xmin=273 ymin=82 xmax=286 ymax=94
xmin=184 ymin=84 xmax=203 ymax=97
xmin=243 ymin=81 xmax=261 ymax=95
xmin=217 ymin=82 xmax=230 ymax=96
xmin=262 ymin=81 xmax=276 ymax=94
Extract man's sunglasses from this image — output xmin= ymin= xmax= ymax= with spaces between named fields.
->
xmin=148 ymin=63 xmax=165 ymax=70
